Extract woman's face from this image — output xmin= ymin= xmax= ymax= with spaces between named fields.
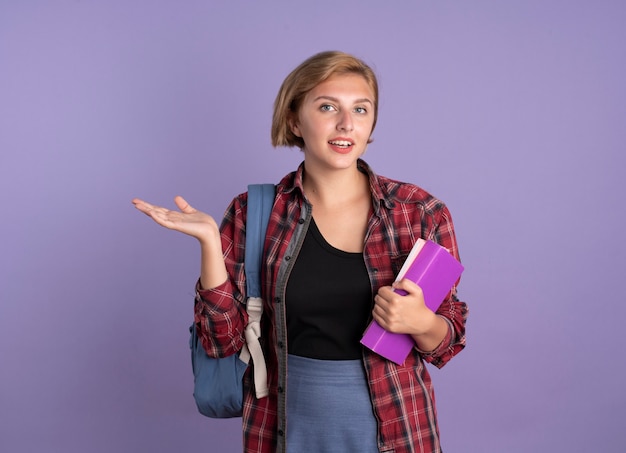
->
xmin=291 ymin=73 xmax=376 ymax=172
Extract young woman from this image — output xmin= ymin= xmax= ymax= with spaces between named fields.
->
xmin=133 ymin=51 xmax=468 ymax=453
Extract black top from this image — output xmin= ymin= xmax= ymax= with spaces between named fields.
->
xmin=285 ymin=218 xmax=373 ymax=360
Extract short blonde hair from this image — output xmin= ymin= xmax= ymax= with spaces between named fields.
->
xmin=271 ymin=51 xmax=379 ymax=149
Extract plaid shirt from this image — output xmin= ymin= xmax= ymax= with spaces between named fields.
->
xmin=195 ymin=159 xmax=468 ymax=453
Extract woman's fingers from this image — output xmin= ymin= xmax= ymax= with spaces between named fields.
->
xmin=132 ymin=198 xmax=177 ymax=225
xmin=132 ymin=196 xmax=218 ymax=241
xmin=174 ymin=195 xmax=196 ymax=214
xmin=132 ymin=198 xmax=160 ymax=215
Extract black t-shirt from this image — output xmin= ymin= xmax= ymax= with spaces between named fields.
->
xmin=285 ymin=218 xmax=373 ymax=360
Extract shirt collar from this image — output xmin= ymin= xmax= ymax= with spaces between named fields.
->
xmin=277 ymin=158 xmax=395 ymax=215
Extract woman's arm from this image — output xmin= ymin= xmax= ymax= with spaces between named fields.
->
xmin=133 ymin=195 xmax=248 ymax=357
xmin=372 ymin=202 xmax=468 ymax=366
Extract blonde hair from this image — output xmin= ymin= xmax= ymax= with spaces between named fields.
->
xmin=271 ymin=50 xmax=379 ymax=149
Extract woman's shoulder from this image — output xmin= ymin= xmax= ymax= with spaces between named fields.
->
xmin=374 ymin=172 xmax=446 ymax=211
xmin=359 ymin=159 xmax=443 ymax=209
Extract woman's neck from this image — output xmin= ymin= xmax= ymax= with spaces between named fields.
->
xmin=301 ymin=163 xmax=369 ymax=208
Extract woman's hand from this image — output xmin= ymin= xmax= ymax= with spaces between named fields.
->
xmin=132 ymin=196 xmax=228 ymax=288
xmin=373 ymin=279 xmax=450 ymax=352
xmin=132 ymin=196 xmax=220 ymax=245
xmin=373 ymin=279 xmax=436 ymax=336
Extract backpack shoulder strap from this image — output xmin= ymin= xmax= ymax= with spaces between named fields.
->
xmin=240 ymin=183 xmax=274 ymax=399
xmin=244 ymin=183 xmax=275 ymax=299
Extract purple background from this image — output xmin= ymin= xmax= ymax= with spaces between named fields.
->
xmin=1 ymin=1 xmax=624 ymax=452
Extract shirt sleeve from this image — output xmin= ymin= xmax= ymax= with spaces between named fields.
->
xmin=420 ymin=205 xmax=469 ymax=368
xmin=194 ymin=279 xmax=247 ymax=357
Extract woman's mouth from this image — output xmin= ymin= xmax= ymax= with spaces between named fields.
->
xmin=328 ymin=139 xmax=354 ymax=153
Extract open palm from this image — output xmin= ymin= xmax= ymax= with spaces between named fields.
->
xmin=132 ymin=196 xmax=219 ymax=242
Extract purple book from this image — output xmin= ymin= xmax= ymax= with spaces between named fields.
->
xmin=360 ymin=239 xmax=464 ymax=365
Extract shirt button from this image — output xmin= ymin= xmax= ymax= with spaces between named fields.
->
xmin=278 ymin=386 xmax=284 ymax=393
xmin=285 ymin=256 xmax=291 ymax=261
xmin=278 ymin=341 xmax=284 ymax=348
xmin=298 ymin=218 xmax=305 ymax=224
xmin=278 ymin=429 xmax=284 ymax=436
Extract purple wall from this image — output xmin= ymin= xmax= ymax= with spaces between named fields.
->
xmin=1 ymin=1 xmax=624 ymax=452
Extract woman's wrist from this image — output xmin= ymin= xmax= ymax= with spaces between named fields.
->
xmin=410 ymin=314 xmax=449 ymax=353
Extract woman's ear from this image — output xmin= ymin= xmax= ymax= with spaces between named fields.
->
xmin=288 ymin=115 xmax=301 ymax=138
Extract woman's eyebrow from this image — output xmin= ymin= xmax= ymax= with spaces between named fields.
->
xmin=313 ymin=95 xmax=373 ymax=105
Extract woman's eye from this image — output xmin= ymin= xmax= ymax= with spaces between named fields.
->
xmin=355 ymin=106 xmax=367 ymax=114
xmin=320 ymin=104 xmax=335 ymax=112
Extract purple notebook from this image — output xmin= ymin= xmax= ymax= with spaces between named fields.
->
xmin=360 ymin=239 xmax=464 ymax=365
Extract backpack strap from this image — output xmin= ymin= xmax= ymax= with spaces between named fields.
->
xmin=239 ymin=183 xmax=274 ymax=399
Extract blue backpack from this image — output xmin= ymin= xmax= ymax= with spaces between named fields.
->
xmin=189 ymin=184 xmax=275 ymax=418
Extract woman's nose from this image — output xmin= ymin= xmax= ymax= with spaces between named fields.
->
xmin=337 ymin=110 xmax=354 ymax=132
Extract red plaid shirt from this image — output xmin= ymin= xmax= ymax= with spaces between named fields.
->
xmin=195 ymin=159 xmax=468 ymax=453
